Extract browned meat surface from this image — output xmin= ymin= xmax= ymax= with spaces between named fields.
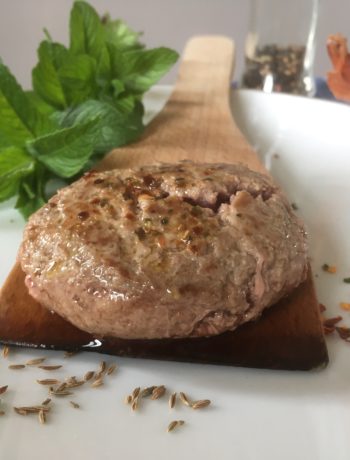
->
xmin=18 ymin=161 xmax=308 ymax=339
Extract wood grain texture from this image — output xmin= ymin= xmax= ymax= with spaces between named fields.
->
xmin=0 ymin=36 xmax=328 ymax=370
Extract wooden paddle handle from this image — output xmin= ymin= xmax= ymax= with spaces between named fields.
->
xmin=99 ymin=35 xmax=264 ymax=171
xmin=170 ymin=35 xmax=235 ymax=107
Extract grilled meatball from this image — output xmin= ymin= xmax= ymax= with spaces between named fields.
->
xmin=18 ymin=161 xmax=308 ymax=339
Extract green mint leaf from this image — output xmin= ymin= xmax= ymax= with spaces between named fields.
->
xmin=108 ymin=46 xmax=179 ymax=94
xmin=0 ymin=60 xmax=55 ymax=140
xmin=32 ymin=41 xmax=69 ymax=110
xmin=60 ymin=98 xmax=143 ymax=154
xmin=58 ymin=54 xmax=98 ymax=106
xmin=0 ymin=146 xmax=35 ymax=202
xmin=28 ymin=118 xmax=99 ymax=178
xmin=25 ymin=91 xmax=56 ymax=116
xmin=15 ymin=164 xmax=47 ymax=218
xmin=69 ymin=1 xmax=105 ymax=60
xmin=102 ymin=17 xmax=143 ymax=50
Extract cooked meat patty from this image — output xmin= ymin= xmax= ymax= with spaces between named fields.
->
xmin=18 ymin=161 xmax=308 ymax=340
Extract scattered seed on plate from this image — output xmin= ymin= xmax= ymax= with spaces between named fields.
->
xmin=131 ymin=398 xmax=138 ymax=411
xmin=84 ymin=371 xmax=95 ymax=382
xmin=179 ymin=392 xmax=191 ymax=407
xmin=41 ymin=398 xmax=51 ymax=406
xmin=91 ymin=377 xmax=104 ymax=388
xmin=0 ymin=411 xmax=5 ymax=416
xmin=69 ymin=401 xmax=80 ymax=409
xmin=37 ymin=379 xmax=61 ymax=386
xmin=0 ymin=385 xmax=8 ymax=395
xmin=14 ymin=406 xmax=50 ymax=414
xmin=64 ymin=351 xmax=78 ymax=358
xmin=125 ymin=395 xmax=133 ymax=405
xmin=66 ymin=380 xmax=85 ymax=389
xmin=167 ymin=420 xmax=185 ymax=432
xmin=49 ymin=389 xmax=73 ymax=397
xmin=26 ymin=357 xmax=46 ymax=366
xmin=151 ymin=385 xmax=166 ymax=400
xmin=14 ymin=408 xmax=28 ymax=416
xmin=191 ymin=399 xmax=211 ymax=410
xmin=169 ymin=392 xmax=177 ymax=409
xmin=38 ymin=409 xmax=46 ymax=424
xmin=132 ymin=387 xmax=141 ymax=400
xmin=106 ymin=363 xmax=117 ymax=375
xmin=39 ymin=365 xmax=63 ymax=371
xmin=98 ymin=361 xmax=107 ymax=374
xmin=8 ymin=364 xmax=25 ymax=370
xmin=140 ymin=386 xmax=156 ymax=398
xmin=2 ymin=345 xmax=9 ymax=358
xmin=56 ymin=382 xmax=68 ymax=392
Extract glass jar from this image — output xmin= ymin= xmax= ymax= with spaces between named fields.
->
xmin=241 ymin=0 xmax=319 ymax=96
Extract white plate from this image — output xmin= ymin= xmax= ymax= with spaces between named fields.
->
xmin=1 ymin=87 xmax=350 ymax=460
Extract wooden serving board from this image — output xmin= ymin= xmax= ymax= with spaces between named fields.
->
xmin=0 ymin=36 xmax=328 ymax=370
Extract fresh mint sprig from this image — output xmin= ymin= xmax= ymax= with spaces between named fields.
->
xmin=0 ymin=1 xmax=178 ymax=218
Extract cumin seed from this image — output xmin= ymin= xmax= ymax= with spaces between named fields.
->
xmin=151 ymin=385 xmax=166 ymax=400
xmin=167 ymin=420 xmax=185 ymax=432
xmin=37 ymin=379 xmax=61 ymax=386
xmin=91 ymin=377 xmax=104 ymax=388
xmin=56 ymin=382 xmax=68 ymax=392
xmin=140 ymin=386 xmax=156 ymax=398
xmin=41 ymin=398 xmax=51 ymax=406
xmin=179 ymin=392 xmax=191 ymax=407
xmin=106 ymin=363 xmax=117 ymax=375
xmin=98 ymin=361 xmax=107 ymax=374
xmin=49 ymin=389 xmax=73 ymax=397
xmin=69 ymin=401 xmax=80 ymax=409
xmin=169 ymin=392 xmax=177 ymax=409
xmin=14 ymin=408 xmax=28 ymax=416
xmin=125 ymin=395 xmax=132 ymax=405
xmin=26 ymin=357 xmax=46 ymax=366
xmin=8 ymin=364 xmax=25 ymax=370
xmin=0 ymin=385 xmax=8 ymax=395
xmin=39 ymin=409 xmax=46 ymax=424
xmin=66 ymin=380 xmax=85 ymax=389
xmin=2 ymin=345 xmax=9 ymax=358
xmin=132 ymin=387 xmax=141 ymax=400
xmin=191 ymin=399 xmax=211 ymax=409
xmin=84 ymin=371 xmax=95 ymax=382
xmin=131 ymin=398 xmax=138 ymax=411
xmin=64 ymin=351 xmax=78 ymax=358
xmin=39 ymin=365 xmax=62 ymax=371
